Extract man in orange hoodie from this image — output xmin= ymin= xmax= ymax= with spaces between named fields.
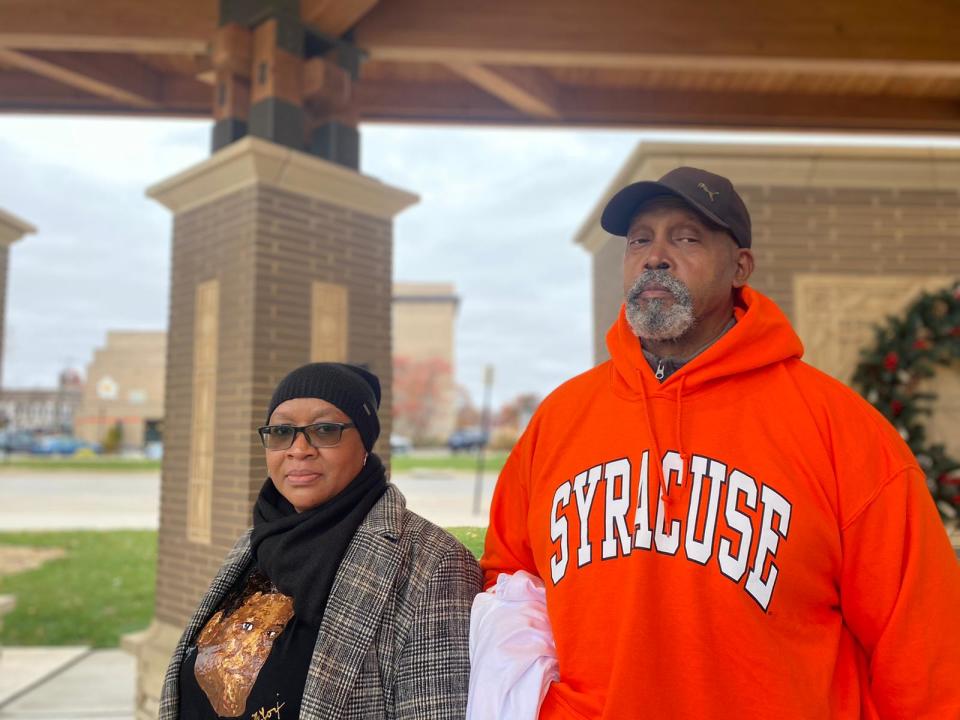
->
xmin=479 ymin=167 xmax=960 ymax=719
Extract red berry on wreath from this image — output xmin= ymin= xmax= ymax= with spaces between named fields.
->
xmin=891 ymin=399 xmax=904 ymax=416
xmin=883 ymin=352 xmax=899 ymax=371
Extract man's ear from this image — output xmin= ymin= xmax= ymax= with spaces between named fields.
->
xmin=732 ymin=248 xmax=754 ymax=288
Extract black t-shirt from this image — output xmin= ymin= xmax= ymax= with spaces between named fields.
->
xmin=179 ymin=571 xmax=318 ymax=719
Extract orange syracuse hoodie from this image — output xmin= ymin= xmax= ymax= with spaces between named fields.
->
xmin=481 ymin=286 xmax=960 ymax=720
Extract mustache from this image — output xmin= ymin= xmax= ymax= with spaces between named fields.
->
xmin=626 ymin=270 xmax=690 ymax=302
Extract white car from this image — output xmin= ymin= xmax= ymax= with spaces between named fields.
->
xmin=390 ymin=434 xmax=413 ymax=454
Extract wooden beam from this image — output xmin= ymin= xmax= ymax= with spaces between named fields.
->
xmin=302 ymin=0 xmax=380 ymax=37
xmin=355 ymin=79 xmax=960 ymax=133
xmin=354 ymin=78 xmax=518 ymax=123
xmin=355 ymin=0 xmax=960 ymax=65
xmin=376 ymin=49 xmax=960 ymax=80
xmin=0 ymin=0 xmax=213 ymax=54
xmin=0 ymin=69 xmax=209 ymax=116
xmin=303 ymin=57 xmax=352 ymax=114
xmin=0 ymin=34 xmax=208 ymax=55
xmin=445 ymin=64 xmax=560 ymax=119
xmin=161 ymin=74 xmax=214 ymax=113
xmin=0 ymin=49 xmax=161 ymax=108
xmin=556 ymin=86 xmax=960 ymax=132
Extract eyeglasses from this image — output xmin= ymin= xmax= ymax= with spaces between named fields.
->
xmin=257 ymin=422 xmax=356 ymax=451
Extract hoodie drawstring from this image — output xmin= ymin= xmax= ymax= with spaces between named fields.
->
xmin=671 ymin=376 xmax=692 ymax=525
xmin=675 ymin=376 xmax=686 ymax=466
xmin=639 ymin=373 xmax=689 ymax=527
xmin=636 ymin=370 xmax=669 ymax=522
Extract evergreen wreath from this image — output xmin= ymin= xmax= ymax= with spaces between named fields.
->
xmin=852 ymin=281 xmax=960 ymax=520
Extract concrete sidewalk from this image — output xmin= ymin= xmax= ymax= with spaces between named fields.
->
xmin=0 ymin=647 xmax=134 ymax=719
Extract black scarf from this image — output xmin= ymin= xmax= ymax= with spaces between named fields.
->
xmin=250 ymin=453 xmax=388 ymax=626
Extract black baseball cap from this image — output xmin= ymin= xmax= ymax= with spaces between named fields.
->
xmin=600 ymin=166 xmax=752 ymax=248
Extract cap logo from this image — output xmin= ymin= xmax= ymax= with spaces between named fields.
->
xmin=697 ymin=182 xmax=719 ymax=202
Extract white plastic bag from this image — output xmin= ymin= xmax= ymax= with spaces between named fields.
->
xmin=466 ymin=570 xmax=559 ymax=720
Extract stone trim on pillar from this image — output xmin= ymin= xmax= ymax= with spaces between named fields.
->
xmin=147 ymin=136 xmax=414 ymax=216
xmin=126 ymin=137 xmax=417 ymax=718
xmin=0 ymin=209 xmax=34 ymax=388
xmin=0 ymin=209 xmax=35 ymax=247
xmin=186 ymin=279 xmax=220 ymax=545
xmin=311 ymin=281 xmax=348 ymax=362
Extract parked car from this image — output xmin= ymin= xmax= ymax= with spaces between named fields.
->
xmin=390 ymin=434 xmax=413 ymax=454
xmin=0 ymin=430 xmax=37 ymax=453
xmin=30 ymin=436 xmax=102 ymax=456
xmin=447 ymin=428 xmax=489 ymax=453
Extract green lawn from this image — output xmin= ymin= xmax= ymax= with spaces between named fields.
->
xmin=0 ymin=530 xmax=157 ymax=647
xmin=447 ymin=527 xmax=486 ymax=558
xmin=0 ymin=457 xmax=161 ymax=472
xmin=390 ymin=452 xmax=508 ymax=473
xmin=0 ymin=526 xmax=485 ymax=648
xmin=0 ymin=454 xmax=502 ymax=474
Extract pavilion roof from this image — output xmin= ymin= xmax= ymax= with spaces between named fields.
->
xmin=1 ymin=0 xmax=959 ymax=132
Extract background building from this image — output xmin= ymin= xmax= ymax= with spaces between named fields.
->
xmin=0 ymin=369 xmax=82 ymax=435
xmin=62 ymin=285 xmax=460 ymax=452
xmin=574 ymin=142 xmax=960 ymax=460
xmin=391 ymin=282 xmax=459 ymax=444
xmin=74 ymin=331 xmax=166 ymax=450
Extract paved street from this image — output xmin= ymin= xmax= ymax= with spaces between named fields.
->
xmin=0 ymin=466 xmax=495 ymax=532
xmin=0 ymin=471 xmax=160 ymax=531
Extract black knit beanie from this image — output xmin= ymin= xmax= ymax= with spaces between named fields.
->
xmin=265 ymin=362 xmax=381 ymax=451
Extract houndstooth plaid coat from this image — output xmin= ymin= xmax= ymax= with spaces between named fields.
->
xmin=158 ymin=484 xmax=481 ymax=719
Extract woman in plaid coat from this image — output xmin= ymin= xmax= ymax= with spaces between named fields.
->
xmin=159 ymin=363 xmax=481 ymax=719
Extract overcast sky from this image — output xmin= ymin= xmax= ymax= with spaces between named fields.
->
xmin=2 ymin=116 xmax=957 ymax=406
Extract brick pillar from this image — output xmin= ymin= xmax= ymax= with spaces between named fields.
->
xmin=123 ymin=137 xmax=417 ymax=718
xmin=0 ymin=209 xmax=35 ymax=389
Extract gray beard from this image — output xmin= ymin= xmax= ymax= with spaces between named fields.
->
xmin=625 ymin=270 xmax=696 ymax=341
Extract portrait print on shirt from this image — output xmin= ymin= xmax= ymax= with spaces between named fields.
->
xmin=194 ymin=587 xmax=295 ymax=716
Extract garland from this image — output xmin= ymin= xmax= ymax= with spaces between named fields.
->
xmin=852 ymin=282 xmax=960 ymax=519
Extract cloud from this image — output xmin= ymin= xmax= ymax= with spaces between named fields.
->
xmin=0 ymin=117 xmax=209 ymax=385
xmin=362 ymin=125 xmax=642 ymax=404
xmin=6 ymin=116 xmax=948 ymax=407
xmin=0 ymin=118 xmax=636 ymax=405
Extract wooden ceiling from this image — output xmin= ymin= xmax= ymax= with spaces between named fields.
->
xmin=1 ymin=0 xmax=960 ymax=132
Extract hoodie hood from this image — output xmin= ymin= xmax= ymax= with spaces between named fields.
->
xmin=607 ymin=285 xmax=803 ymax=398
xmin=605 ymin=286 xmax=803 ymax=522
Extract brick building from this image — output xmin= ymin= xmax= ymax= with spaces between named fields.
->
xmin=392 ymin=282 xmax=459 ymax=444
xmin=574 ymin=142 xmax=960 ymax=459
xmin=73 ymin=331 xmax=166 ymax=450
xmin=0 ymin=369 xmax=82 ymax=435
